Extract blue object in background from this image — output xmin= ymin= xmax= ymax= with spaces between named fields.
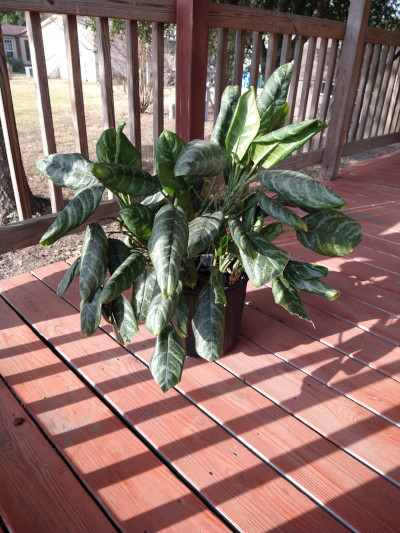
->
xmin=242 ymin=72 xmax=250 ymax=88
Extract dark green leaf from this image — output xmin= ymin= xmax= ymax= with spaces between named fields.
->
xmin=40 ymin=185 xmax=104 ymax=245
xmin=149 ymin=327 xmax=186 ymax=392
xmin=174 ymin=140 xmax=229 ymax=177
xmin=91 ymin=163 xmax=160 ymax=196
xmin=252 ymin=119 xmax=327 ymax=168
xmin=187 ymin=211 xmax=224 ymax=258
xmin=192 ymin=282 xmax=225 ymax=362
xmin=284 ymin=273 xmax=340 ymax=301
xmin=145 ymin=282 xmax=181 ymax=335
xmin=57 ymin=258 xmax=81 ymax=297
xmin=170 ymin=289 xmax=189 ymax=338
xmin=211 ymin=85 xmax=240 ymax=147
xmin=148 ymin=204 xmax=189 ymax=298
xmin=36 ymin=153 xmax=99 ymax=190
xmin=180 ymin=258 xmax=198 ymax=289
xmin=156 ymin=130 xmax=187 ymax=197
xmin=211 ymin=267 xmax=227 ymax=306
xmin=120 ymin=204 xmax=155 ymax=240
xmin=228 ymin=215 xmax=257 ymax=258
xmin=80 ymin=288 xmax=102 ymax=336
xmin=258 ymin=170 xmax=346 ymax=209
xmin=240 ymin=234 xmax=289 ymax=287
xmin=296 ymin=210 xmax=362 ymax=257
xmin=256 ymin=192 xmax=307 ymax=231
xmin=259 ymin=222 xmax=283 ymax=241
xmin=132 ymin=268 xmax=158 ymax=321
xmin=108 ymin=239 xmax=131 ymax=275
xmin=96 ymin=124 xmax=141 ymax=168
xmin=100 ymin=252 xmax=146 ymax=304
xmin=272 ymin=275 xmax=313 ymax=324
xmin=257 ymin=62 xmax=293 ymax=120
xmin=226 ymin=87 xmax=260 ymax=161
xmin=259 ymin=102 xmax=289 ymax=136
xmin=111 ymin=294 xmax=138 ymax=343
xmin=80 ymin=224 xmax=108 ymax=301
xmin=285 ymin=260 xmax=328 ymax=279
xmin=242 ymin=194 xmax=258 ymax=232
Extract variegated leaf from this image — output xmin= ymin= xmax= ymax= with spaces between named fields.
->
xmin=111 ymin=294 xmax=138 ymax=343
xmin=296 ymin=210 xmax=362 ymax=257
xmin=96 ymin=124 xmax=141 ymax=168
xmin=256 ymin=192 xmax=307 ymax=231
xmin=100 ymin=252 xmax=146 ymax=304
xmin=57 ymin=258 xmax=81 ymax=297
xmin=145 ymin=282 xmax=181 ymax=335
xmin=226 ymin=87 xmax=260 ymax=161
xmin=211 ymin=267 xmax=227 ymax=306
xmin=242 ymin=194 xmax=258 ymax=232
xmin=132 ymin=268 xmax=158 ymax=321
xmin=149 ymin=327 xmax=186 ymax=392
xmin=108 ymin=239 xmax=131 ymax=275
xmin=192 ymin=281 xmax=225 ymax=362
xmin=285 ymin=260 xmax=328 ymax=279
xmin=170 ymin=289 xmax=189 ymax=338
xmin=91 ymin=163 xmax=160 ymax=196
xmin=240 ymin=234 xmax=289 ymax=287
xmin=257 ymin=63 xmax=293 ymax=120
xmin=180 ymin=258 xmax=198 ymax=289
xmin=174 ymin=140 xmax=229 ymax=178
xmin=187 ymin=211 xmax=224 ymax=258
xmin=228 ymin=215 xmax=257 ymax=258
xmin=285 ymin=273 xmax=340 ymax=301
xmin=156 ymin=130 xmax=187 ymax=197
xmin=272 ymin=275 xmax=313 ymax=324
xmin=80 ymin=224 xmax=108 ymax=301
xmin=80 ymin=288 xmax=102 ymax=336
xmin=259 ymin=102 xmax=289 ymax=136
xmin=148 ymin=204 xmax=189 ymax=298
xmin=211 ymin=85 xmax=240 ymax=147
xmin=36 ymin=153 xmax=99 ymax=190
xmin=120 ymin=204 xmax=155 ymax=240
xmin=40 ymin=185 xmax=104 ymax=245
xmin=259 ymin=222 xmax=283 ymax=241
xmin=258 ymin=170 xmax=346 ymax=209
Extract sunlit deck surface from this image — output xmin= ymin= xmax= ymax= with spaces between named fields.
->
xmin=1 ymin=151 xmax=399 ymax=533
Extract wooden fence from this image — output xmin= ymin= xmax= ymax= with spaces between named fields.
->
xmin=1 ymin=0 xmax=399 ymax=253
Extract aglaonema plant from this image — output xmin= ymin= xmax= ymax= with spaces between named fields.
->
xmin=36 ymin=63 xmax=362 ymax=392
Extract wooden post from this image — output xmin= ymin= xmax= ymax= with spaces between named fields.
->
xmin=320 ymin=0 xmax=372 ymax=180
xmin=175 ymin=0 xmax=209 ymax=142
xmin=152 ymin=22 xmax=164 ymax=153
xmin=95 ymin=17 xmax=115 ymax=130
xmin=0 ymin=25 xmax=31 ymax=220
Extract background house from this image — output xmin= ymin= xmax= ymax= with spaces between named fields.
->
xmin=1 ymin=24 xmax=31 ymax=67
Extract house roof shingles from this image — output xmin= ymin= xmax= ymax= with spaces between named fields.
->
xmin=1 ymin=24 xmax=27 ymax=37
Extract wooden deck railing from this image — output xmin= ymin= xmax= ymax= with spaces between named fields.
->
xmin=1 ymin=0 xmax=399 ymax=253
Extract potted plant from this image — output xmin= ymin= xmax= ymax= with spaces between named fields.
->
xmin=36 ymin=63 xmax=362 ymax=392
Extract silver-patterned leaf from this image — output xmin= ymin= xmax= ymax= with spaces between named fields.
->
xmin=211 ymin=85 xmax=240 ymax=147
xmin=187 ymin=211 xmax=224 ymax=258
xmin=57 ymin=258 xmax=81 ymax=296
xmin=226 ymin=87 xmax=260 ymax=161
xmin=132 ymin=268 xmax=158 ymax=321
xmin=96 ymin=125 xmax=141 ymax=168
xmin=211 ymin=267 xmax=227 ymax=306
xmin=148 ymin=204 xmax=189 ymax=298
xmin=120 ymin=204 xmax=155 ymax=240
xmin=156 ymin=130 xmax=187 ymax=197
xmin=111 ymin=294 xmax=138 ymax=343
xmin=108 ymin=239 xmax=131 ymax=275
xmin=240 ymin=234 xmax=289 ymax=287
xmin=285 ymin=260 xmax=328 ymax=279
xmin=170 ymin=289 xmax=189 ymax=338
xmin=174 ymin=140 xmax=229 ymax=178
xmin=100 ymin=252 xmax=146 ymax=304
xmin=40 ymin=185 xmax=104 ymax=245
xmin=80 ymin=288 xmax=102 ymax=336
xmin=259 ymin=222 xmax=283 ymax=241
xmin=192 ymin=282 xmax=225 ymax=362
xmin=80 ymin=224 xmax=108 ymax=301
xmin=257 ymin=63 xmax=293 ymax=120
xmin=258 ymin=170 xmax=346 ymax=209
xmin=36 ymin=153 xmax=99 ymax=189
xmin=228 ymin=215 xmax=257 ymax=258
xmin=149 ymin=327 xmax=186 ymax=392
xmin=285 ymin=273 xmax=340 ymax=301
xmin=256 ymin=192 xmax=307 ymax=231
xmin=145 ymin=282 xmax=180 ymax=335
xmin=296 ymin=210 xmax=362 ymax=257
xmin=91 ymin=163 xmax=160 ymax=196
xmin=272 ymin=275 xmax=313 ymax=324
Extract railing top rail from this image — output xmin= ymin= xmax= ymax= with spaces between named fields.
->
xmin=0 ymin=0 xmax=176 ymax=23
xmin=365 ymin=26 xmax=400 ymax=46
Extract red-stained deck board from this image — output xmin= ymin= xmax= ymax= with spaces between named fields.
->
xmin=34 ymin=262 xmax=400 ymax=485
xmin=0 ymin=380 xmax=115 ymax=533
xmin=32 ymin=263 xmax=400 ymax=532
xmin=0 ymin=299 xmax=228 ymax=533
xmin=0 ymin=273 xmax=343 ymax=533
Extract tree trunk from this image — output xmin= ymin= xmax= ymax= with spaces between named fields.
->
xmin=0 ymin=122 xmax=17 ymax=225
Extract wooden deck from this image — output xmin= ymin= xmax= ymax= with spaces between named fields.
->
xmin=1 ymin=151 xmax=399 ymax=533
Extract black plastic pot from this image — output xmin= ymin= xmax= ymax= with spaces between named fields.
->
xmin=183 ymin=276 xmax=248 ymax=358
